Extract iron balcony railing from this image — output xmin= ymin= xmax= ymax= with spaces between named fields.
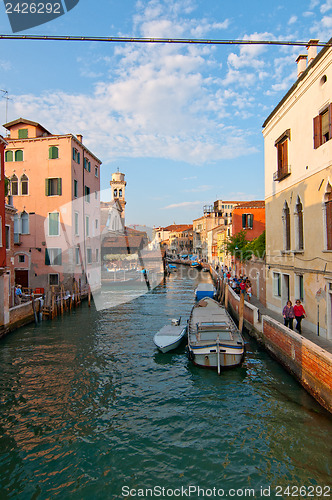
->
xmin=273 ymin=165 xmax=291 ymax=181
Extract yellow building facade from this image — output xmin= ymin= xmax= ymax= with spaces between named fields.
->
xmin=263 ymin=40 xmax=332 ymax=339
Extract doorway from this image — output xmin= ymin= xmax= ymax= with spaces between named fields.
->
xmin=15 ymin=269 xmax=29 ymax=288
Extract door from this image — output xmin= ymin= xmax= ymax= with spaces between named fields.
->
xmin=15 ymin=270 xmax=29 ymax=288
xmin=282 ymin=274 xmax=290 ymax=306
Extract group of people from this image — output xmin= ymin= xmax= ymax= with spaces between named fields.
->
xmin=282 ymin=299 xmax=306 ymax=333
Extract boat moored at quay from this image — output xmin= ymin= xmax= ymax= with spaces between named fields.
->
xmin=188 ymin=297 xmax=245 ymax=373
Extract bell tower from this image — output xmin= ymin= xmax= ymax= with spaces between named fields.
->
xmin=110 ymin=169 xmax=126 ymax=220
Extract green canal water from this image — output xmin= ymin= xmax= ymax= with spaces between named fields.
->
xmin=0 ymin=266 xmax=331 ymax=499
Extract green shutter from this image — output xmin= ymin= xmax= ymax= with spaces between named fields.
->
xmin=18 ymin=128 xmax=28 ymax=139
xmin=57 ymin=178 xmax=62 ymax=196
xmin=15 ymin=150 xmax=23 ymax=161
xmin=77 ymin=152 xmax=80 ymax=164
xmin=45 ymin=179 xmax=49 ymax=196
xmin=5 ymin=150 xmax=13 ymax=162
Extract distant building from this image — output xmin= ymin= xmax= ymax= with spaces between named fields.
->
xmin=263 ymin=39 xmax=332 ymax=339
xmin=232 ymin=201 xmax=265 ymax=242
xmin=4 ymin=118 xmax=102 ymax=292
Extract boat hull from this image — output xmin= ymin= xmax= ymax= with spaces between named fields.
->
xmin=188 ymin=297 xmax=244 ymax=371
xmin=154 ymin=325 xmax=187 ymax=353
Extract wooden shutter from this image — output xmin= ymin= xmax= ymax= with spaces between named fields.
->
xmin=45 ymin=248 xmax=50 ymax=265
xmin=242 ymin=213 xmax=246 ymax=229
xmin=57 ymin=178 xmax=62 ymax=196
xmin=282 ymin=140 xmax=288 ymax=169
xmin=313 ymin=115 xmax=321 ymax=149
xmin=45 ymin=179 xmax=49 ymax=196
xmin=248 ymin=214 xmax=253 ymax=229
xmin=77 ymin=152 xmax=80 ymax=164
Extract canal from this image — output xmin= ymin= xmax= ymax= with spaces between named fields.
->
xmin=0 ymin=266 xmax=331 ymax=499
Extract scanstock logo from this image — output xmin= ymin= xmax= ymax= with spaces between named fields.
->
xmin=4 ymin=0 xmax=79 ymax=33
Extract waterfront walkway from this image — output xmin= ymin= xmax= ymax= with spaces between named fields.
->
xmin=248 ymin=294 xmax=332 ymax=355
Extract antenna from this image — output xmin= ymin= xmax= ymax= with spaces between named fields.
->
xmin=1 ymin=90 xmax=12 ymax=129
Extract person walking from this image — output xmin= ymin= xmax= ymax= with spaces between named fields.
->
xmin=293 ymin=299 xmax=306 ymax=333
xmin=282 ymin=300 xmax=295 ymax=330
xmin=246 ymin=281 xmax=252 ymax=302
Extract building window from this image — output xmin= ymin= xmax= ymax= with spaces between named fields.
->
xmin=13 ymin=214 xmax=19 ymax=243
xmin=242 ymin=213 xmax=253 ymax=229
xmin=114 ymin=188 xmax=117 ymax=197
xmin=18 ymin=254 xmax=25 ymax=263
xmin=119 ymin=188 xmax=122 ymax=197
xmin=5 ymin=150 xmax=13 ymax=162
xmin=85 ymin=186 xmax=90 ymax=202
xmin=324 ymin=184 xmax=332 ymax=250
xmin=85 ymin=216 xmax=89 ymax=237
xmin=45 ymin=178 xmax=62 ymax=196
xmin=20 ymin=174 xmax=29 ymax=195
xmin=95 ymin=166 xmax=98 ymax=177
xmin=48 ymin=212 xmax=60 ymax=236
xmin=314 ymin=104 xmax=332 ymax=148
xmin=87 ymin=247 xmax=92 ymax=264
xmin=72 ymin=148 xmax=80 ymax=163
xmin=274 ymin=130 xmax=291 ymax=181
xmin=45 ymin=248 xmax=62 ymax=266
xmin=294 ymin=197 xmax=304 ymax=251
xmin=74 ymin=212 xmax=79 ymax=236
xmin=273 ymin=272 xmax=281 ymax=297
xmin=75 ymin=246 xmax=80 ymax=265
xmin=49 ymin=146 xmax=59 ymax=159
xmin=84 ymin=158 xmax=91 ymax=172
xmin=10 ymin=174 xmax=18 ymax=195
xmin=95 ymin=219 xmax=98 ymax=230
xmin=15 ymin=150 xmax=23 ymax=162
xmin=20 ymin=211 xmax=29 ymax=234
xmin=49 ymin=273 xmax=59 ymax=286
xmin=298 ymin=275 xmax=304 ymax=302
xmin=5 ymin=225 xmax=10 ymax=249
xmin=282 ymin=202 xmax=291 ymax=251
xmin=74 ymin=179 xmax=78 ymax=198
xmin=96 ymin=248 xmax=99 ymax=262
xmin=18 ymin=128 xmax=28 ymax=139
xmin=95 ymin=191 xmax=98 ymax=200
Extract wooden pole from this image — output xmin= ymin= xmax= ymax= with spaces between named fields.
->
xmin=239 ymin=292 xmax=245 ymax=332
xmin=88 ymin=286 xmax=91 ymax=307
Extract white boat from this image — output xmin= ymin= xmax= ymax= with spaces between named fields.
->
xmin=153 ymin=318 xmax=187 ymax=353
xmin=188 ymin=297 xmax=244 ymax=373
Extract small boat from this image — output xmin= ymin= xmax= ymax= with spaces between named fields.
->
xmin=190 ymin=261 xmax=202 ymax=270
xmin=188 ymin=298 xmax=244 ymax=373
xmin=195 ymin=283 xmax=216 ymax=301
xmin=167 ymin=264 xmax=177 ymax=272
xmin=153 ymin=318 xmax=187 ymax=353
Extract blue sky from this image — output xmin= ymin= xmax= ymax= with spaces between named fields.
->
xmin=0 ymin=0 xmax=331 ymax=227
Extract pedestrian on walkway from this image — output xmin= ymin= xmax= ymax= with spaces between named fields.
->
xmin=282 ymin=300 xmax=295 ymax=330
xmin=246 ymin=281 xmax=252 ymax=301
xmin=293 ymin=299 xmax=306 ymax=333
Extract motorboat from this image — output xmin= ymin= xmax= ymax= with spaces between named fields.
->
xmin=153 ymin=318 xmax=187 ymax=353
xmin=188 ymin=297 xmax=244 ymax=373
xmin=195 ymin=283 xmax=216 ymax=301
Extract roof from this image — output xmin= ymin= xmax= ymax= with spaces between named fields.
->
xmin=102 ymin=233 xmax=147 ymax=249
xmin=164 ymin=224 xmax=193 ymax=232
xmin=263 ymin=37 xmax=332 ymax=128
xmin=233 ymin=201 xmax=265 ymax=209
xmin=3 ymin=117 xmax=52 ymax=135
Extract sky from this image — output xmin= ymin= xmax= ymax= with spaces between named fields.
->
xmin=0 ymin=0 xmax=331 ymax=228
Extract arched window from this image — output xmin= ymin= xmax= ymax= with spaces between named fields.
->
xmin=13 ymin=213 xmax=20 ymax=243
xmin=21 ymin=211 xmax=29 ymax=235
xmin=10 ymin=174 xmax=18 ymax=196
xmin=15 ymin=150 xmax=23 ymax=162
xmin=20 ymin=174 xmax=29 ymax=195
xmin=5 ymin=150 xmax=13 ymax=162
xmin=282 ymin=201 xmax=291 ymax=251
xmin=49 ymin=146 xmax=59 ymax=159
xmin=295 ymin=196 xmax=304 ymax=250
xmin=114 ymin=188 xmax=117 ymax=197
xmin=324 ymin=183 xmax=332 ymax=250
xmin=119 ymin=189 xmax=122 ymax=197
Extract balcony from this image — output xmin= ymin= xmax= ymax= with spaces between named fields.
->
xmin=273 ymin=165 xmax=291 ymax=181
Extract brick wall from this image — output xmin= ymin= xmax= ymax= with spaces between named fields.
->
xmin=263 ymin=316 xmax=332 ymax=413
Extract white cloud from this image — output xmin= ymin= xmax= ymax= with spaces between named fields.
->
xmin=184 ymin=185 xmax=213 ymax=193
xmin=288 ymin=15 xmax=298 ymax=25
xmin=321 ymin=0 xmax=332 ymax=14
xmin=162 ymin=201 xmax=205 ymax=210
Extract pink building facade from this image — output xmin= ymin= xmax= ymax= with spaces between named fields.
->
xmin=4 ymin=118 xmax=102 ymax=292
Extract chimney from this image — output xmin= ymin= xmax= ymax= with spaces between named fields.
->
xmin=77 ymin=134 xmax=83 ymax=143
xmin=296 ymin=54 xmax=307 ymax=78
xmin=307 ymin=39 xmax=319 ymax=65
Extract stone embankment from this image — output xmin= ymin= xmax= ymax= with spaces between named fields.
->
xmin=210 ymin=266 xmax=332 ymax=414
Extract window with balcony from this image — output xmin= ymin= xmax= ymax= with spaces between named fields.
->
xmin=274 ymin=130 xmax=291 ymax=181
xmin=314 ymin=104 xmax=332 ymax=149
